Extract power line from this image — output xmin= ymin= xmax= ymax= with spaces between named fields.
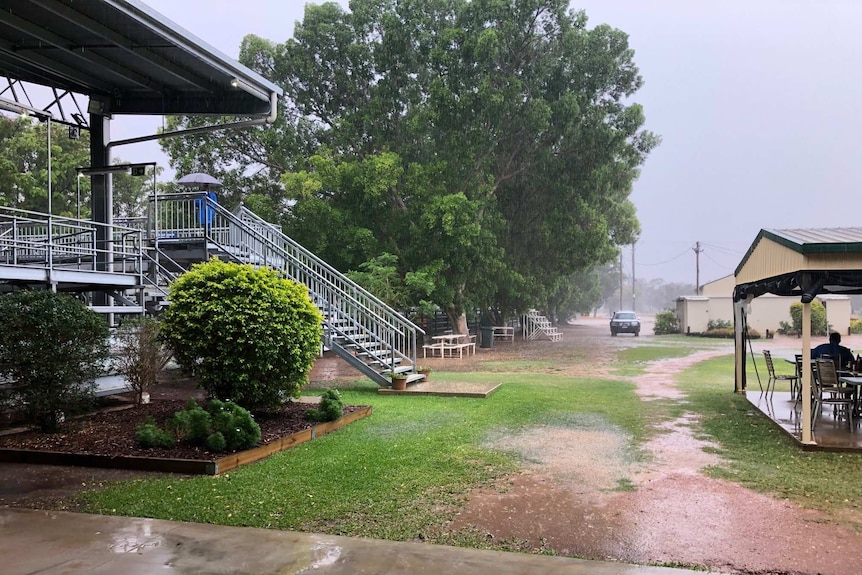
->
xmin=700 ymin=242 xmax=745 ymax=256
xmin=702 ymin=250 xmax=735 ymax=270
xmin=637 ymin=247 xmax=692 ymax=266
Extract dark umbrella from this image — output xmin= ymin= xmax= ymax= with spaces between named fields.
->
xmin=176 ymin=172 xmax=222 ymax=187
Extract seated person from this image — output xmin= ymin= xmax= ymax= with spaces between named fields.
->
xmin=811 ymin=332 xmax=855 ymax=369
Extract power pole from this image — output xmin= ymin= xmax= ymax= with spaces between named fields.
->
xmin=693 ymin=241 xmax=703 ymax=295
xmin=631 ymin=242 xmax=636 ymax=311
xmin=618 ymin=250 xmax=623 ymax=311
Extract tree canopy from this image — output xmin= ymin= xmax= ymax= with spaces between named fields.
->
xmin=160 ymin=0 xmax=658 ymax=329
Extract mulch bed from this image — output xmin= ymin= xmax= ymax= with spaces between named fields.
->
xmin=0 ymin=398 xmax=366 ymax=462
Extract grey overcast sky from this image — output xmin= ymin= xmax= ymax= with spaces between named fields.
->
xmin=121 ymin=0 xmax=862 ymax=286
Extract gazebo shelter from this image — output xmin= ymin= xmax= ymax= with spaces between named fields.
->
xmin=733 ymin=227 xmax=862 ymax=448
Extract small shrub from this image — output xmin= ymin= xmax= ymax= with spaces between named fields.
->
xmin=205 ymin=431 xmax=227 ymax=452
xmin=707 ymin=319 xmax=732 ymax=331
xmin=207 ymin=399 xmax=261 ymax=451
xmin=699 ymin=327 xmax=759 ymax=339
xmin=789 ymin=301 xmax=828 ymax=336
xmin=165 ymin=402 xmax=211 ymax=443
xmin=777 ymin=320 xmax=795 ymax=336
xmin=135 ymin=419 xmax=175 ymax=449
xmin=702 ymin=328 xmax=735 ymax=339
xmin=0 ymin=290 xmax=110 ymax=432
xmin=851 ymin=319 xmax=862 ymax=334
xmin=146 ymin=399 xmax=261 ymax=452
xmin=113 ymin=317 xmax=172 ymax=406
xmin=653 ymin=309 xmax=679 ymax=335
xmin=306 ymin=389 xmax=344 ymax=422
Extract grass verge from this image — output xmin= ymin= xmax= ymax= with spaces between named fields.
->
xmin=679 ymin=354 xmax=862 ymax=526
xmin=76 ymin=371 xmax=650 ymax=543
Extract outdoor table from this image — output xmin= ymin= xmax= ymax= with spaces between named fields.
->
xmin=432 ymin=334 xmax=468 ymax=344
xmin=424 ymin=334 xmax=476 ymax=358
xmin=838 ymin=376 xmax=862 ymax=416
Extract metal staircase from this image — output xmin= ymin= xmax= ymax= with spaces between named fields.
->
xmin=0 ymin=196 xmax=425 ymax=387
xmin=146 ymin=193 xmax=425 ymax=387
xmin=523 ymin=310 xmax=563 ymax=342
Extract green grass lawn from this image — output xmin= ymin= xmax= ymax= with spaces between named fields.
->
xmin=75 ymin=340 xmax=862 ymax=544
xmin=77 ymin=353 xmax=673 ymax=544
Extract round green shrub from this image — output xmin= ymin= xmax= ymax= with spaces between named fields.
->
xmin=207 ymin=399 xmax=261 ymax=450
xmin=165 ymin=401 xmax=211 ymax=443
xmin=0 ymin=290 xmax=110 ymax=431
xmin=205 ymin=431 xmax=227 ymax=452
xmin=161 ymin=258 xmax=323 ymax=408
xmin=135 ymin=421 xmax=176 ymax=449
xmin=305 ymin=389 xmax=344 ymax=422
xmin=789 ymin=301 xmax=828 ymax=336
xmin=653 ymin=309 xmax=679 ymax=335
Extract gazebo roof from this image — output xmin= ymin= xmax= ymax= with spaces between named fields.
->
xmin=734 ymin=227 xmax=862 ymax=302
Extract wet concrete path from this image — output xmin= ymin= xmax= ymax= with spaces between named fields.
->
xmin=0 ymin=508 xmax=696 ymax=575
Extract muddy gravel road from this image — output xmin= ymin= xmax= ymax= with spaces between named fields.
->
xmin=446 ymin=318 xmax=862 ymax=575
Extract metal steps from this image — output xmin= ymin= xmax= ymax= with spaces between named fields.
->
xmin=147 ymin=195 xmax=425 ymax=387
xmin=524 ymin=310 xmax=563 ymax=342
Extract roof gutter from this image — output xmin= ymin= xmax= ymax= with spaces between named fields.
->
xmin=108 ymin=91 xmax=278 ymax=151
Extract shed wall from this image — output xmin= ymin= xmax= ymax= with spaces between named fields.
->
xmin=736 ymin=239 xmax=803 ymax=284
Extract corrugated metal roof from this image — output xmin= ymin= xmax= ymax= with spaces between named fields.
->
xmin=768 ymin=227 xmax=862 ymax=247
xmin=737 ymin=227 xmax=862 ymax=277
xmin=0 ymin=0 xmax=283 ymax=116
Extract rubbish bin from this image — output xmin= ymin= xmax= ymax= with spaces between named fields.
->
xmin=480 ymin=326 xmax=494 ymax=349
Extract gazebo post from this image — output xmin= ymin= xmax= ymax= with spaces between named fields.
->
xmin=801 ymin=301 xmax=814 ymax=444
xmin=734 ymin=299 xmax=746 ymax=393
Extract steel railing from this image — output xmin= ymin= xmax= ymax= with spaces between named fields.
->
xmin=147 ymin=193 xmax=424 ymax=375
xmin=0 ymin=206 xmax=143 ymax=279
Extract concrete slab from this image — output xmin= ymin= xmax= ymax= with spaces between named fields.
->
xmin=378 ymin=380 xmax=502 ymax=398
xmin=0 ymin=508 xmax=697 ymax=575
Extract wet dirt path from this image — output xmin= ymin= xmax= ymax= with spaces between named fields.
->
xmin=451 ymin=326 xmax=862 ymax=574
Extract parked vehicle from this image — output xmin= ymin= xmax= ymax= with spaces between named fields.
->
xmin=610 ymin=311 xmax=640 ymax=336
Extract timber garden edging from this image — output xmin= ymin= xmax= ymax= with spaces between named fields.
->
xmin=0 ymin=406 xmax=372 ymax=476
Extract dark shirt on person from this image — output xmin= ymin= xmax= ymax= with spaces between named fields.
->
xmin=811 ymin=342 xmax=855 ymax=369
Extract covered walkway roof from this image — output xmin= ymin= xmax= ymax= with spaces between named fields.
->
xmin=733 ymin=228 xmax=862 ymax=303
xmin=0 ymin=0 xmax=282 ymax=117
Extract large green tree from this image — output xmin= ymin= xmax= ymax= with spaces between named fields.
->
xmin=160 ymin=0 xmax=658 ymax=333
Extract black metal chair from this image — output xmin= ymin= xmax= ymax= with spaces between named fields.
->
xmin=813 ymin=359 xmax=855 ymax=429
xmin=762 ymin=350 xmax=799 ymax=397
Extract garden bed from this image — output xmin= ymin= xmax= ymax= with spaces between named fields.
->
xmin=0 ymin=398 xmax=371 ymax=475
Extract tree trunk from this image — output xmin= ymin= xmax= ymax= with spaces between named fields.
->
xmin=445 ymin=304 xmax=470 ymax=335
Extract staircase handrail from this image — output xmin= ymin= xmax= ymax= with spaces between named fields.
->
xmin=0 ymin=205 xmax=143 ymax=267
xmin=235 ymin=204 xmax=424 ymax=335
xmin=148 ymin=194 xmax=422 ymax=372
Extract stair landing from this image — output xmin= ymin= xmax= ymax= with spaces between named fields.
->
xmin=378 ymin=380 xmax=502 ymax=398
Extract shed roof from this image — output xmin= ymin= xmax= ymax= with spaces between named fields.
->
xmin=734 ymin=227 xmax=862 ymax=302
xmin=0 ymin=0 xmax=282 ymax=116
